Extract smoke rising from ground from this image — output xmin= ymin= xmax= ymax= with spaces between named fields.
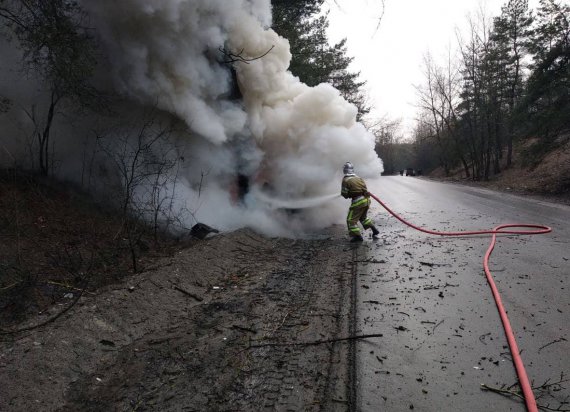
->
xmin=1 ymin=0 xmax=383 ymax=237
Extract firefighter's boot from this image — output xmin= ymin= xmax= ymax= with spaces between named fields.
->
xmin=370 ymin=225 xmax=380 ymax=239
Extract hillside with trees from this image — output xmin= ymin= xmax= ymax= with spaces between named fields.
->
xmin=402 ymin=0 xmax=569 ymax=195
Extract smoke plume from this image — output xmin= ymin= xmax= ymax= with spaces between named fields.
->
xmin=1 ymin=0 xmax=383 ymax=236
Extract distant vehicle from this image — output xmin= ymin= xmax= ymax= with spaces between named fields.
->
xmin=405 ymin=168 xmax=415 ymax=176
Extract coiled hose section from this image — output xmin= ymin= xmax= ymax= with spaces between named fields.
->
xmin=369 ymin=192 xmax=552 ymax=412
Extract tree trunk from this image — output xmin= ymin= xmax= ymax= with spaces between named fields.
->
xmin=461 ymin=156 xmax=470 ymax=178
xmin=39 ymin=92 xmax=58 ymax=176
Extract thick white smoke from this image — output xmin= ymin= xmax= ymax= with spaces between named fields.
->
xmin=80 ymin=0 xmax=271 ymax=145
xmin=2 ymin=0 xmax=383 ymax=236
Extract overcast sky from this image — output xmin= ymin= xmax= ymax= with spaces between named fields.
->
xmin=326 ymin=0 xmax=540 ymax=138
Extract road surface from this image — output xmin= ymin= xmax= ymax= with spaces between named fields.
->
xmin=351 ymin=176 xmax=569 ymax=411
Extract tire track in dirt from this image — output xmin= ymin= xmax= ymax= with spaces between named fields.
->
xmin=1 ymin=228 xmax=354 ymax=411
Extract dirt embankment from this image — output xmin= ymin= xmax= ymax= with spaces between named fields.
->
xmin=429 ymin=136 xmax=570 ymax=203
xmin=1 ymin=222 xmax=357 ymax=411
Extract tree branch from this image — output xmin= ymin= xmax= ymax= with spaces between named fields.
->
xmin=219 ymin=45 xmax=275 ymax=64
xmin=249 ymin=333 xmax=384 ymax=348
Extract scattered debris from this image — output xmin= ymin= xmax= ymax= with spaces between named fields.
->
xmin=479 ymin=332 xmax=491 ymax=345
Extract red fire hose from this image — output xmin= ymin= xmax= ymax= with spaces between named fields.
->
xmin=368 ymin=192 xmax=552 ymax=412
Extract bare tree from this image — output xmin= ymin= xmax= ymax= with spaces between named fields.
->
xmin=101 ymin=110 xmax=184 ymax=271
xmin=415 ymin=53 xmax=457 ymax=176
xmin=0 ymin=0 xmax=98 ymax=176
xmin=369 ymin=116 xmax=402 ymax=174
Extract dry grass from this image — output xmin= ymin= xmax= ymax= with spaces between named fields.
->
xmin=0 ymin=170 xmax=178 ymax=328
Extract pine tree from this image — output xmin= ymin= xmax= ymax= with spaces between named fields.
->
xmin=491 ymin=0 xmax=533 ymax=167
xmin=522 ymin=0 xmax=570 ymax=139
xmin=271 ymin=0 xmax=369 ymax=119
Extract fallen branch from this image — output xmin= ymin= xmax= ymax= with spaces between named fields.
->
xmin=249 ymin=333 xmax=384 ymax=348
xmin=231 ymin=324 xmax=257 ymax=334
xmin=481 ymin=383 xmax=525 ymax=402
xmin=538 ymin=337 xmax=567 ymax=353
xmin=482 ymin=374 xmax=570 ymax=412
xmin=0 ymin=281 xmax=21 ymax=291
xmin=432 ymin=319 xmax=444 ymax=334
xmin=46 ymin=280 xmax=96 ymax=295
xmin=419 ymin=261 xmax=450 ymax=267
xmin=356 ymin=258 xmax=386 ymax=264
xmin=0 ymin=283 xmax=87 ymax=335
xmin=481 ymin=384 xmax=570 ymax=411
xmin=173 ymin=285 xmax=203 ymax=302
xmin=533 ymin=372 xmax=569 ymax=392
xmin=148 ymin=335 xmax=180 ymax=345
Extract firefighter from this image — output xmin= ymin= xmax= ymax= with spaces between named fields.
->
xmin=341 ymin=162 xmax=380 ymax=242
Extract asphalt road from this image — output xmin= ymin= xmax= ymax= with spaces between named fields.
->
xmin=351 ymin=176 xmax=569 ymax=412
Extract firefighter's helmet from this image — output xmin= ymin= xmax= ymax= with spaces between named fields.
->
xmin=343 ymin=162 xmax=354 ymax=175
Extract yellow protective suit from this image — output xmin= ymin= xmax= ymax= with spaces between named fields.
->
xmin=341 ymin=174 xmax=375 ymax=239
